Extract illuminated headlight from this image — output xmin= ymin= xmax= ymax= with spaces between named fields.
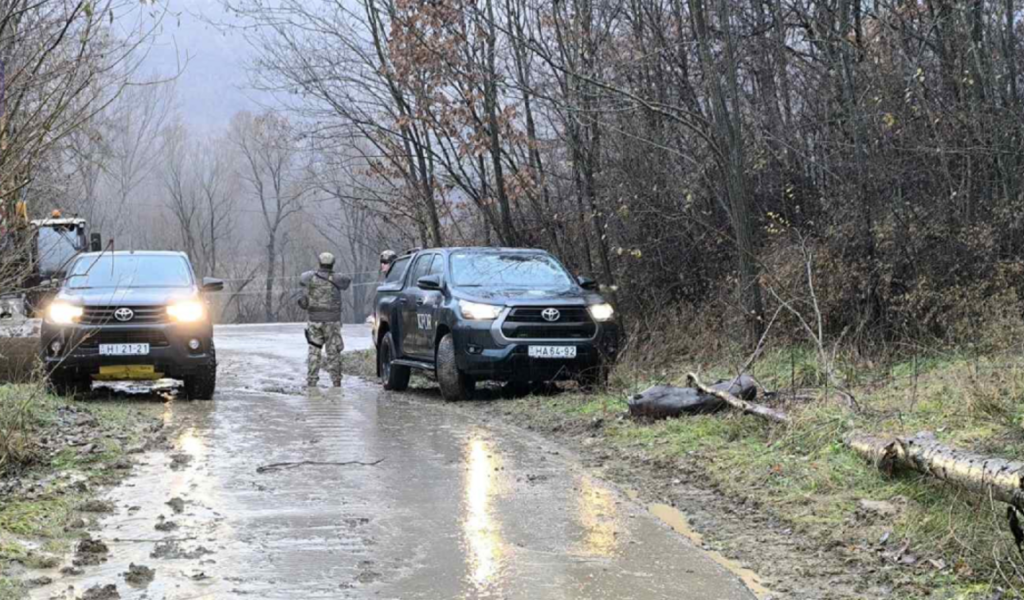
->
xmin=459 ymin=301 xmax=503 ymax=320
xmin=167 ymin=301 xmax=205 ymax=323
xmin=587 ymin=303 xmax=615 ymax=322
xmin=47 ymin=302 xmax=83 ymax=325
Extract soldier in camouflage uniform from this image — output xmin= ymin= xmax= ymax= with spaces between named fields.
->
xmin=299 ymin=252 xmax=351 ymax=387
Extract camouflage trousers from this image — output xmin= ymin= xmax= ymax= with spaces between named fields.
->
xmin=306 ymin=321 xmax=344 ymax=386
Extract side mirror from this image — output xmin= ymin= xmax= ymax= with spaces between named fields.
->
xmin=417 ymin=274 xmax=443 ymax=291
xmin=202 ymin=277 xmax=225 ymax=292
xmin=90 ymin=233 xmax=102 ymax=252
xmin=578 ymin=276 xmax=598 ymax=291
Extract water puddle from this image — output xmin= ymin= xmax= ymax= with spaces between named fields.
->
xmin=649 ymin=503 xmax=772 ymax=599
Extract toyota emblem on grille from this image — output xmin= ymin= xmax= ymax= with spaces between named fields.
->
xmin=541 ymin=308 xmax=561 ymax=322
xmin=113 ymin=307 xmax=134 ymax=322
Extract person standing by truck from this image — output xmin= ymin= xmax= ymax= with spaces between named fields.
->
xmin=299 ymin=252 xmax=351 ymax=387
xmin=379 ymin=249 xmax=397 ymax=278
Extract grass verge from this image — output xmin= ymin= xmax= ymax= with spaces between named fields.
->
xmin=0 ymin=383 xmax=162 ymax=596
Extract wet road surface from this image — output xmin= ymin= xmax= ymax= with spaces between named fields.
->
xmin=34 ymin=323 xmax=758 ymax=599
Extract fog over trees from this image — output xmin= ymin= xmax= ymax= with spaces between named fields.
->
xmin=6 ymin=0 xmax=1024 ymax=347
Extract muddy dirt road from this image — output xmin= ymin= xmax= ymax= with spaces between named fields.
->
xmin=34 ymin=323 xmax=759 ymax=599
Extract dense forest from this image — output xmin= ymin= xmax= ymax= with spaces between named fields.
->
xmin=4 ymin=0 xmax=1024 ymax=350
xmin=225 ymin=0 xmax=1024 ymax=351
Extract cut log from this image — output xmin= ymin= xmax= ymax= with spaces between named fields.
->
xmin=848 ymin=431 xmax=1024 ymax=511
xmin=628 ymin=375 xmax=759 ymax=420
xmin=685 ymin=373 xmax=790 ymax=424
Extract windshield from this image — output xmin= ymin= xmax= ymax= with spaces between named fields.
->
xmin=37 ymin=226 xmax=85 ymax=277
xmin=450 ymin=253 xmax=574 ymax=289
xmin=66 ymin=255 xmax=193 ymax=289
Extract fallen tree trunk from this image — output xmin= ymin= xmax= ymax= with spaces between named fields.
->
xmin=685 ymin=373 xmax=790 ymax=424
xmin=848 ymin=432 xmax=1024 ymax=511
xmin=627 ymin=375 xmax=759 ymax=419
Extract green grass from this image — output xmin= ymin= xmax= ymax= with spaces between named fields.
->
xmin=0 ymin=384 xmax=49 ymax=473
xmin=343 ymin=349 xmax=378 ymax=380
xmin=0 ymin=383 xmax=157 ymax=588
xmin=0 ymin=578 xmax=23 ymax=600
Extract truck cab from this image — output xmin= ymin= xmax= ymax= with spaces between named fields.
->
xmin=0 ymin=213 xmax=98 ymax=317
xmin=373 ymin=247 xmax=619 ymax=401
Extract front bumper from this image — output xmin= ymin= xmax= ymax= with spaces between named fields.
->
xmin=451 ymin=315 xmax=619 ymax=382
xmin=41 ymin=321 xmax=215 ymax=380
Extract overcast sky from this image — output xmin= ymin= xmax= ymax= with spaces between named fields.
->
xmin=137 ymin=0 xmax=265 ymax=132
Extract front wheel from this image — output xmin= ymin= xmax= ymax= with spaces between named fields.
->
xmin=436 ymin=333 xmax=474 ymax=401
xmin=48 ymin=372 xmax=91 ymax=397
xmin=380 ymin=332 xmax=410 ymax=391
xmin=182 ymin=361 xmax=217 ymax=400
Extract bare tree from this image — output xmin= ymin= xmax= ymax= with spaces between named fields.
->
xmin=221 ymin=0 xmax=1024 ymax=347
xmin=103 ymin=81 xmax=176 ymax=240
xmin=229 ymin=111 xmax=307 ymax=322
xmin=0 ymin=0 xmax=170 ymax=310
xmin=162 ymin=121 xmax=238 ymax=278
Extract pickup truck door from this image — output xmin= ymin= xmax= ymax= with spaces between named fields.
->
xmin=412 ymin=255 xmax=446 ymax=359
xmin=400 ymin=253 xmax=434 ymax=358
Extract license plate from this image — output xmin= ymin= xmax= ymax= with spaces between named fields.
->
xmin=99 ymin=343 xmax=150 ymax=356
xmin=528 ymin=345 xmax=577 ymax=359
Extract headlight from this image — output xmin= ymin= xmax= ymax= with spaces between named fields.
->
xmin=459 ymin=301 xmax=503 ymax=320
xmin=587 ymin=303 xmax=615 ymax=322
xmin=167 ymin=301 xmax=205 ymax=323
xmin=47 ymin=302 xmax=83 ymax=325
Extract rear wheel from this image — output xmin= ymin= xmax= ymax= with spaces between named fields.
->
xmin=182 ymin=361 xmax=217 ymax=400
xmin=436 ymin=333 xmax=474 ymax=401
xmin=380 ymin=332 xmax=410 ymax=391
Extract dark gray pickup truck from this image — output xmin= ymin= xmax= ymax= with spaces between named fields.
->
xmin=373 ymin=247 xmax=619 ymax=401
xmin=41 ymin=251 xmax=223 ymax=399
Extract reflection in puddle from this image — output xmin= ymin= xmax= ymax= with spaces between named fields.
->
xmin=463 ymin=437 xmax=506 ymax=592
xmin=178 ymin=426 xmax=206 ymax=458
xmin=576 ymin=477 xmax=618 ymax=557
xmin=162 ymin=402 xmax=175 ymax=428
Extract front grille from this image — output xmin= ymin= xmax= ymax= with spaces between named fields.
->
xmin=80 ymin=305 xmax=168 ymax=325
xmin=501 ymin=307 xmax=596 ymax=340
xmin=78 ymin=330 xmax=169 ymax=348
xmin=505 ymin=307 xmax=591 ymax=323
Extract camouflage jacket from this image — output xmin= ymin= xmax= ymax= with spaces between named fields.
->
xmin=299 ymin=269 xmax=351 ymax=322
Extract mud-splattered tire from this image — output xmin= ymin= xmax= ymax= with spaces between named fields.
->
xmin=380 ymin=332 xmax=410 ymax=391
xmin=436 ymin=333 xmax=474 ymax=402
xmin=182 ymin=361 xmax=217 ymax=400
